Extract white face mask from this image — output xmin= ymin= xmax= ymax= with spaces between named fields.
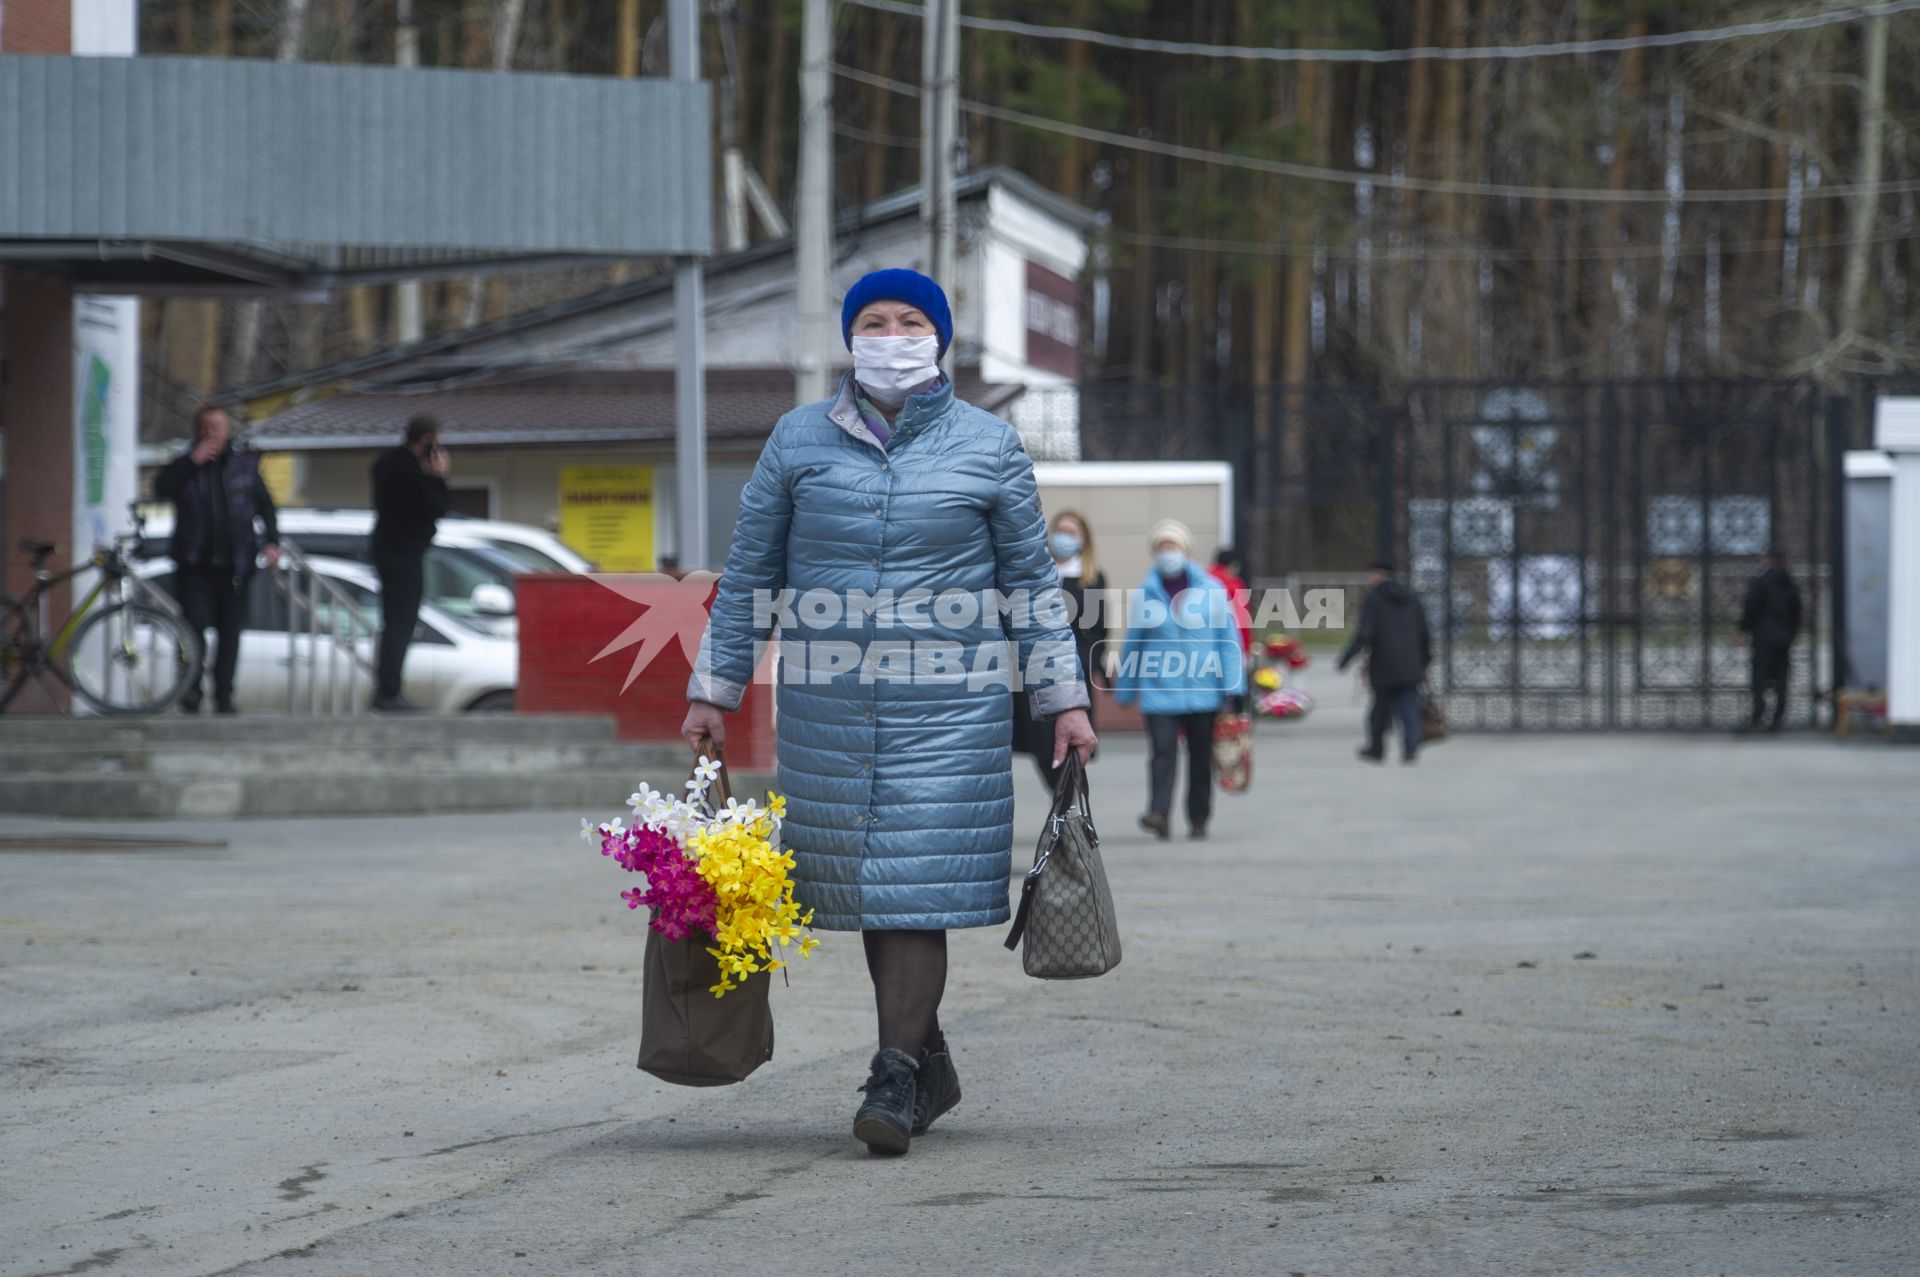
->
xmin=851 ymin=335 xmax=941 ymax=407
xmin=1155 ymin=549 xmax=1187 ymax=577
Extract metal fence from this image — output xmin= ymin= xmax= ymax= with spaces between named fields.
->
xmin=1018 ymin=376 xmax=1867 ymax=730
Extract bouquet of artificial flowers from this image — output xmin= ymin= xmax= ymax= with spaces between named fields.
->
xmin=586 ymin=753 xmax=818 ymax=998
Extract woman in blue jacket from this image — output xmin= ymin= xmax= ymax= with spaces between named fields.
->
xmin=683 ymin=270 xmax=1097 ymax=1156
xmin=1112 ymin=519 xmax=1245 ymax=841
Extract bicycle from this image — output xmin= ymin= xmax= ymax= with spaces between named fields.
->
xmin=0 ymin=518 xmax=203 ymax=714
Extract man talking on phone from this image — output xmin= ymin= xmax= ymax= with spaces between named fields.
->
xmin=368 ymin=415 xmax=451 ymax=711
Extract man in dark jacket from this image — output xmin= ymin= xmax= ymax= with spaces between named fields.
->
xmin=369 ymin=416 xmax=451 ymax=711
xmin=1337 ymin=560 xmax=1433 ymax=763
xmin=1738 ymin=548 xmax=1802 ymax=733
xmin=153 ymin=407 xmax=279 ymax=713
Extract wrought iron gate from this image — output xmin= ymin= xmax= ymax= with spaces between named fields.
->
xmin=1399 ymin=380 xmax=1832 ymax=730
xmin=1053 ymin=375 xmax=1847 ymax=729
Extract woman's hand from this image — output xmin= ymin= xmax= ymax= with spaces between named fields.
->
xmin=682 ymin=700 xmax=727 ymax=751
xmin=1051 ymin=708 xmax=1097 ymax=768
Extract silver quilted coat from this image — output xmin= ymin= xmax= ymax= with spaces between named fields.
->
xmin=689 ymin=375 xmax=1090 ymax=931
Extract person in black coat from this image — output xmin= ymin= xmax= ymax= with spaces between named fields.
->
xmin=152 ymin=407 xmax=280 ymax=713
xmin=1011 ymin=509 xmax=1110 ymax=790
xmin=368 ymin=415 xmax=451 ymax=711
xmin=1336 ymin=560 xmax=1433 ymax=764
xmin=1737 ymin=548 xmax=1802 ymax=733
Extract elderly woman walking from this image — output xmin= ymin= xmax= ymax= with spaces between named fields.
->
xmin=682 ymin=268 xmax=1097 ymax=1156
xmin=1113 ymin=519 xmax=1244 ymax=840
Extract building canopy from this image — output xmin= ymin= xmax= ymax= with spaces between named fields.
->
xmin=0 ymin=54 xmax=711 ymax=291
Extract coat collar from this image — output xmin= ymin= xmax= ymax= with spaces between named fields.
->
xmin=825 ymin=372 xmax=955 ymax=451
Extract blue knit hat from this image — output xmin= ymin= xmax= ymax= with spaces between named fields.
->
xmin=841 ymin=268 xmax=953 ymax=358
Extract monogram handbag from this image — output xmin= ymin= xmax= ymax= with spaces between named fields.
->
xmin=637 ymin=744 xmax=776 ymax=1086
xmin=1004 ymin=751 xmax=1121 ymax=979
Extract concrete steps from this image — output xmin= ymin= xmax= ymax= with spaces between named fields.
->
xmin=0 ymin=715 xmax=774 ymax=819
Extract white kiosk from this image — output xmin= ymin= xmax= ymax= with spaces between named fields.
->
xmin=1876 ymin=397 xmax=1920 ymax=743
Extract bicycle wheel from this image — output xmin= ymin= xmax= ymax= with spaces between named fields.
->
xmin=64 ymin=601 xmax=202 ymax=714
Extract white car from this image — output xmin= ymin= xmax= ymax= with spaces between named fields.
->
xmin=435 ymin=513 xmax=595 ymax=573
xmin=135 ymin=508 xmax=590 ymax=639
xmin=136 ymin=556 xmax=518 ymax=713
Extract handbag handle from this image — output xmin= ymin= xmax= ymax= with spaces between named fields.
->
xmin=1006 ymin=750 xmax=1097 ymax=952
xmin=1050 ymin=749 xmax=1097 ymax=846
xmin=688 ymin=737 xmax=733 ymax=809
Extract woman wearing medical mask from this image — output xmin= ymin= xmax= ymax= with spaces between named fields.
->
xmin=683 ymin=268 xmax=1097 ymax=1156
xmin=1013 ymin=509 xmax=1110 ymax=790
xmin=1111 ymin=519 xmax=1245 ymax=841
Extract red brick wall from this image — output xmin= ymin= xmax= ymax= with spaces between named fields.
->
xmin=0 ymin=0 xmax=72 ymax=52
xmin=1 ymin=270 xmax=76 ymax=711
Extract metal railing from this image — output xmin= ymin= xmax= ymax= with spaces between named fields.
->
xmin=267 ymin=537 xmax=380 ymax=716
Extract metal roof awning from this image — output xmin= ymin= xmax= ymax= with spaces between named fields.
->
xmin=0 ymin=54 xmax=712 ymax=291
xmin=237 ymin=368 xmax=1028 ymax=452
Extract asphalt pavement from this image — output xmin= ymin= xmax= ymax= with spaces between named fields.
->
xmin=2 ymin=697 xmax=1916 ymax=1276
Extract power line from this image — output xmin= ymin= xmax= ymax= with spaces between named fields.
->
xmin=834 ymin=121 xmax=924 ymax=147
xmin=1109 ymin=225 xmax=1916 ymax=264
xmin=830 ymin=63 xmax=1920 ymax=205
xmin=843 ymin=0 xmax=1920 ymax=64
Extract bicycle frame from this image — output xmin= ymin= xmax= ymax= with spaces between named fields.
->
xmin=18 ymin=549 xmax=177 ymax=664
xmin=41 ymin=569 xmax=116 ymax=663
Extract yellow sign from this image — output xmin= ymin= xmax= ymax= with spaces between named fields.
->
xmin=258 ymin=452 xmax=299 ymax=506
xmin=559 ymin=465 xmax=655 ymax=571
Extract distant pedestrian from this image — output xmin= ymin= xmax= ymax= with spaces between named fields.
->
xmin=153 ymin=406 xmax=280 ymax=714
xmin=1207 ymin=547 xmax=1254 ymax=658
xmin=1114 ymin=519 xmax=1245 ymax=840
xmin=1013 ymin=508 xmax=1112 ymax=790
xmin=1737 ymin=548 xmax=1802 ymax=734
xmin=1337 ymin=560 xmax=1432 ymax=764
xmin=1207 ymin=546 xmax=1254 ymax=712
xmin=369 ymin=416 xmax=451 ymax=712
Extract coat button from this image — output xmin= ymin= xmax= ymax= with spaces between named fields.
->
xmin=870 ymin=556 xmax=879 ymax=566
xmin=873 ymin=507 xmax=882 ymax=516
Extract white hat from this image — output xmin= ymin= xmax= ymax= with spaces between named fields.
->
xmin=1148 ymin=519 xmax=1192 ymax=553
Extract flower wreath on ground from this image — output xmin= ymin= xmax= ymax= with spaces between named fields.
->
xmin=585 ymin=755 xmax=819 ymax=996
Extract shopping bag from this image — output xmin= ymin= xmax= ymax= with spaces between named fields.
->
xmin=1213 ymin=711 xmax=1253 ymax=792
xmin=636 ymin=742 xmax=776 ymax=1086
xmin=1418 ymin=687 xmax=1450 ymax=745
xmin=637 ymin=929 xmax=775 ymax=1086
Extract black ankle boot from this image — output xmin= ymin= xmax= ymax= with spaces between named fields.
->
xmin=912 ymin=1033 xmax=961 ymax=1136
xmin=854 ymin=1047 xmax=919 ymax=1155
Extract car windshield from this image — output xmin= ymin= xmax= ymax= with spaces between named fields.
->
xmin=478 ymin=539 xmax=569 ymax=573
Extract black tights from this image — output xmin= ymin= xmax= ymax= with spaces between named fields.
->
xmin=862 ymin=929 xmax=947 ymax=1057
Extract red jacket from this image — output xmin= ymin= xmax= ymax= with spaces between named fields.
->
xmin=1208 ymin=564 xmax=1253 ymax=654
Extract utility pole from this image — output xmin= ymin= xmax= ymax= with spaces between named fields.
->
xmin=719 ymin=2 xmax=749 ymax=252
xmin=671 ymin=0 xmax=710 ymax=571
xmin=921 ymin=0 xmax=959 ymax=365
xmin=224 ymin=0 xmax=312 ymax=386
xmin=394 ymin=0 xmax=423 ymax=343
xmin=794 ymin=0 xmax=833 ymax=405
